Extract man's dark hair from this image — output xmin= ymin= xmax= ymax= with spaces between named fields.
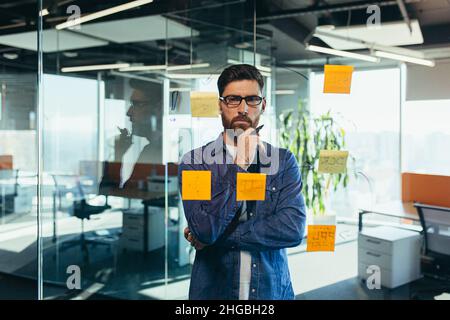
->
xmin=129 ymin=78 xmax=162 ymax=104
xmin=217 ymin=64 xmax=264 ymax=96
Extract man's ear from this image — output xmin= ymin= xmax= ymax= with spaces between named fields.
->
xmin=218 ymin=100 xmax=223 ymax=114
xmin=261 ymin=98 xmax=266 ymax=113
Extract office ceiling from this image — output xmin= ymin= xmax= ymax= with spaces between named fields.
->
xmin=0 ymin=0 xmax=449 ymax=74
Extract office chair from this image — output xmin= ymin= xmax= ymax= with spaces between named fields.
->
xmin=411 ymin=202 xmax=450 ymax=299
xmin=53 ymin=174 xmax=114 ymax=262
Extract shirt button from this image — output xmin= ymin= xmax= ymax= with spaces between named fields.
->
xmin=252 ymin=264 xmax=256 ymax=268
xmin=249 ymin=212 xmax=253 ymax=217
xmin=231 ymin=246 xmax=235 ymax=249
xmin=251 ymin=288 xmax=256 ymax=293
xmin=272 ymin=187 xmax=276 ymax=191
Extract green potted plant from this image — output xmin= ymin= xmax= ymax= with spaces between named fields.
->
xmin=279 ymin=100 xmax=352 ymax=224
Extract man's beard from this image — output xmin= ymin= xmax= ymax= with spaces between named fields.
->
xmin=222 ymin=113 xmax=255 ymax=131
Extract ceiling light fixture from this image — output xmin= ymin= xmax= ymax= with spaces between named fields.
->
xmin=61 ymin=63 xmax=130 ymax=72
xmin=62 ymin=52 xmax=79 ymax=58
xmin=166 ymin=63 xmax=210 ymax=71
xmin=227 ymin=59 xmax=241 ymax=65
xmin=0 ymin=22 xmax=27 ymax=30
xmin=273 ymin=90 xmax=295 ymax=95
xmin=39 ymin=8 xmax=50 ymax=17
xmin=56 ymin=0 xmax=154 ymax=30
xmin=3 ymin=53 xmax=19 ymax=60
xmin=169 ymin=87 xmax=191 ymax=92
xmin=166 ymin=73 xmax=218 ymax=79
xmin=234 ymin=42 xmax=252 ymax=49
xmin=306 ymin=44 xmax=380 ymax=63
xmin=256 ymin=65 xmax=272 ymax=73
xmin=119 ymin=64 xmax=167 ymax=72
xmin=119 ymin=63 xmax=210 ymax=72
xmin=374 ymin=50 xmax=435 ymax=67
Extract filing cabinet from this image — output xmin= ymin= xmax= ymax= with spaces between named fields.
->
xmin=120 ymin=206 xmax=165 ymax=252
xmin=358 ymin=226 xmax=422 ymax=288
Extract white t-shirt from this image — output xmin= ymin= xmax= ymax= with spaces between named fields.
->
xmin=225 ymin=143 xmax=251 ymax=300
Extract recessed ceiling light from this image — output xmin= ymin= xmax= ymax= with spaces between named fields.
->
xmin=62 ymin=52 xmax=78 ymax=58
xmin=3 ymin=53 xmax=19 ymax=60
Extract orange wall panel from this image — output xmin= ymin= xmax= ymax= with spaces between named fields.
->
xmin=402 ymin=172 xmax=450 ymax=207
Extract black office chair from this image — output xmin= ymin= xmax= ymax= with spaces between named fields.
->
xmin=52 ymin=174 xmax=113 ymax=261
xmin=415 ymin=203 xmax=450 ymax=276
xmin=411 ymin=202 xmax=450 ymax=299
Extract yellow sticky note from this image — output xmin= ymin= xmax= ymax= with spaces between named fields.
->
xmin=236 ymin=173 xmax=266 ymax=201
xmin=182 ymin=170 xmax=211 ymax=200
xmin=190 ymin=92 xmax=219 ymax=118
xmin=318 ymin=150 xmax=349 ymax=174
xmin=323 ymin=65 xmax=354 ymax=94
xmin=306 ymin=225 xmax=336 ymax=252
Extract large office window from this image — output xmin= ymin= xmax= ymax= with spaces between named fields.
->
xmin=309 ymin=68 xmax=401 ymax=217
xmin=403 ymin=99 xmax=450 ymax=176
xmin=43 ymin=74 xmax=100 ymax=174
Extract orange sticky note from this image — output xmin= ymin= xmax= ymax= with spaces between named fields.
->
xmin=306 ymin=225 xmax=336 ymax=252
xmin=182 ymin=170 xmax=211 ymax=200
xmin=236 ymin=173 xmax=266 ymax=201
xmin=323 ymin=65 xmax=354 ymax=94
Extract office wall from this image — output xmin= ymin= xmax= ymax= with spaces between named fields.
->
xmin=406 ymin=60 xmax=450 ymax=101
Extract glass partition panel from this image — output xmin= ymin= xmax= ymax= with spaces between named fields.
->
xmin=38 ymin=0 xmax=264 ymax=300
xmin=0 ymin=0 xmax=39 ymax=299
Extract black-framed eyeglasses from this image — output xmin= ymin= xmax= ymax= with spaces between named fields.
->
xmin=219 ymin=95 xmax=264 ymax=108
xmin=130 ymin=100 xmax=150 ymax=108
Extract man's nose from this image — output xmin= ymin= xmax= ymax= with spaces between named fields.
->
xmin=126 ymin=106 xmax=133 ymax=117
xmin=237 ymin=99 xmax=249 ymax=114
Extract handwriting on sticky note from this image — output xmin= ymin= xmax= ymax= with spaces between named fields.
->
xmin=318 ymin=150 xmax=349 ymax=174
xmin=323 ymin=65 xmax=354 ymax=94
xmin=307 ymin=225 xmax=336 ymax=252
xmin=182 ymin=170 xmax=211 ymax=200
xmin=236 ymin=173 xmax=266 ymax=201
xmin=190 ymin=92 xmax=218 ymax=117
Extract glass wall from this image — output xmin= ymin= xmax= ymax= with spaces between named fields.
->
xmin=0 ymin=0 xmax=39 ymax=298
xmin=309 ymin=68 xmax=401 ymax=217
xmin=34 ymin=0 xmax=275 ymax=300
xmin=2 ymin=0 xmax=444 ymax=301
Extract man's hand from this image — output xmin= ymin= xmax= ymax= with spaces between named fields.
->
xmin=114 ymin=127 xmax=132 ymax=161
xmin=184 ymin=227 xmax=207 ymax=250
xmin=235 ymin=127 xmax=265 ymax=170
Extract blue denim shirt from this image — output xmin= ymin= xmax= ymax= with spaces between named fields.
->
xmin=179 ymin=134 xmax=306 ymax=300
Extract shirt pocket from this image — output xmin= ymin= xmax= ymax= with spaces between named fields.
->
xmin=262 ymin=176 xmax=281 ymax=211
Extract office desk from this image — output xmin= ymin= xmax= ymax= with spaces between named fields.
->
xmin=100 ymin=187 xmax=167 ymax=201
xmin=0 ymin=173 xmax=35 ymax=215
xmin=358 ymin=201 xmax=421 ymax=232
